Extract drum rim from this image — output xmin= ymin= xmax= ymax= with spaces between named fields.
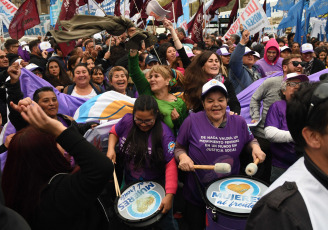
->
xmin=204 ymin=175 xmax=269 ymax=218
xmin=114 ymin=180 xmax=164 ymax=224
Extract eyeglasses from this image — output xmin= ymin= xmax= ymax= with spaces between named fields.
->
xmin=289 ymin=61 xmax=306 ymax=67
xmin=286 ymin=82 xmax=302 ymax=88
xmin=0 ymin=55 xmax=7 ymax=59
xmin=134 ymin=117 xmax=155 ymax=125
xmin=307 ymin=83 xmax=328 ymax=120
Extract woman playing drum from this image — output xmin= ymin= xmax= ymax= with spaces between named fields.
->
xmin=107 ymin=95 xmax=178 ymax=229
xmin=174 ymin=80 xmax=266 ymax=230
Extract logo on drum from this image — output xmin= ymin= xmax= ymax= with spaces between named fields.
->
xmin=210 ymin=178 xmax=261 ymax=210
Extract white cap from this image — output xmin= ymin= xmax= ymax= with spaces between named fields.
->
xmin=39 ymin=41 xmax=54 ymax=52
xmin=93 ymin=33 xmax=102 ymax=40
xmin=244 ymin=47 xmax=255 ymax=55
xmin=25 ymin=63 xmax=43 ymax=71
xmin=301 ymin=43 xmax=314 ymax=53
xmin=280 ymin=46 xmax=291 ymax=52
xmin=202 ymin=79 xmax=227 ymax=97
xmin=253 ymin=51 xmax=260 ymax=59
xmin=262 ymin=36 xmax=270 ymax=43
xmin=284 ymin=73 xmax=309 ymax=82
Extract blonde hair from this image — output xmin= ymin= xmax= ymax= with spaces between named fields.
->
xmin=149 ymin=65 xmax=173 ymax=80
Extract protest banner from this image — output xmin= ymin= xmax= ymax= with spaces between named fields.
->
xmin=0 ymin=0 xmax=17 ymax=28
xmin=223 ymin=0 xmax=270 ymax=40
xmin=25 ymin=14 xmax=51 ymax=36
xmin=50 ymin=0 xmax=63 ymax=26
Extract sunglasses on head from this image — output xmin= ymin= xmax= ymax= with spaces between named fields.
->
xmin=290 ymin=61 xmax=306 ymax=67
xmin=307 ymin=83 xmax=328 ymax=120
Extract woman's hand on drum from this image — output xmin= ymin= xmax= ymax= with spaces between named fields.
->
xmin=171 ymin=108 xmax=180 ymax=121
xmin=178 ymin=153 xmax=194 ymax=171
xmin=159 ymin=193 xmax=174 ymax=214
xmin=251 ymin=144 xmax=266 ymax=163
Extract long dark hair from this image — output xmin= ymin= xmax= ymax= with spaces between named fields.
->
xmin=121 ymin=95 xmax=165 ymax=171
xmin=184 ymin=51 xmax=221 ymax=111
xmin=45 ymin=59 xmax=72 ymax=87
xmin=2 ymin=126 xmax=72 ymax=225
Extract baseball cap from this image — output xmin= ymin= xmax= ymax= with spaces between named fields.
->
xmin=301 ymin=43 xmax=314 ymax=53
xmin=93 ymin=33 xmax=102 ymax=40
xmin=158 ymin=33 xmax=167 ymax=41
xmin=216 ymin=47 xmax=230 ymax=56
xmin=284 ymin=72 xmax=309 ymax=82
xmin=244 ymin=47 xmax=255 ymax=55
xmin=145 ymin=54 xmax=159 ymax=65
xmin=39 ymin=42 xmax=54 ymax=52
xmin=280 ymin=46 xmax=291 ymax=52
xmin=25 ymin=63 xmax=43 ymax=72
xmin=262 ymin=36 xmax=270 ymax=43
xmin=202 ymin=79 xmax=228 ymax=98
xmin=253 ymin=51 xmax=260 ymax=59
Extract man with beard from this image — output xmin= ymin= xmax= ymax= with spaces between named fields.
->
xmin=28 ymin=40 xmax=48 ymax=71
xmin=0 ymin=49 xmax=9 ymax=124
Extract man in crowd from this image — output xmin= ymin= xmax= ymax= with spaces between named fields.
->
xmin=301 ymin=43 xmax=325 ymax=76
xmin=256 ymin=38 xmax=283 ymax=78
xmin=280 ymin=46 xmax=292 ymax=59
xmin=29 ymin=40 xmax=48 ymax=71
xmin=145 ymin=54 xmax=159 ymax=69
xmin=0 ymin=49 xmax=9 ymax=124
xmin=176 ymin=27 xmax=194 ymax=45
xmin=246 ymin=81 xmax=328 ymax=229
xmin=4 ymin=39 xmax=19 ymax=64
xmin=250 ymin=54 xmax=305 ymax=183
xmin=204 ymin=36 xmax=219 ymax=52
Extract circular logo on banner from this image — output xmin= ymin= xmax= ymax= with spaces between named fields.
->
xmin=206 ymin=177 xmax=268 ymax=214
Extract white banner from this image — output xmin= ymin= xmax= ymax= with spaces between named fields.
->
xmin=223 ymin=0 xmax=269 ymax=40
xmin=0 ymin=0 xmax=17 ymax=28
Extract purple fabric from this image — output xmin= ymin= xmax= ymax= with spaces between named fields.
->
xmin=20 ymin=68 xmax=87 ymax=117
xmin=17 ymin=46 xmax=30 ymax=62
xmin=177 ymin=111 xmax=254 ymax=206
xmin=115 ymin=113 xmax=175 ymax=183
xmin=236 ymin=68 xmax=328 ymax=124
xmin=256 ymin=57 xmax=283 ymax=78
xmin=264 ymin=100 xmax=296 ymax=169
xmin=0 ymin=122 xmax=17 ymax=171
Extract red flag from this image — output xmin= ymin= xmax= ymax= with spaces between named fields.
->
xmin=163 ymin=0 xmax=183 ymax=23
xmin=130 ymin=0 xmax=144 ymax=17
xmin=207 ymin=0 xmax=232 ymax=19
xmin=114 ymin=0 xmax=121 ymax=16
xmin=54 ymin=0 xmax=81 ymax=57
xmin=9 ymin=0 xmax=40 ymax=40
xmin=228 ymin=0 xmax=239 ymax=29
xmin=187 ymin=3 xmax=203 ymax=43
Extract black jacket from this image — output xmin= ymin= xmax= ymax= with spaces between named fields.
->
xmin=310 ymin=58 xmax=326 ymax=75
xmin=29 ymin=54 xmax=48 ymax=72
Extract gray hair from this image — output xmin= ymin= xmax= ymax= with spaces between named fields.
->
xmin=176 ymin=27 xmax=186 ymax=37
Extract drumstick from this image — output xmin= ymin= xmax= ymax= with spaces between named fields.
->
xmin=194 ymin=163 xmax=231 ymax=174
xmin=113 ymin=168 xmax=121 ymax=197
xmin=245 ymin=158 xmax=260 ymax=176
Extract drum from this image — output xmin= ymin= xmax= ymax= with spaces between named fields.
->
xmin=205 ymin=175 xmax=268 ymax=230
xmin=114 ymin=181 xmax=165 ymax=228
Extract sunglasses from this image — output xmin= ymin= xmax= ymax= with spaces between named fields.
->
xmin=0 ymin=55 xmax=7 ymax=59
xmin=134 ymin=117 xmax=155 ymax=126
xmin=290 ymin=61 xmax=306 ymax=67
xmin=307 ymin=83 xmax=328 ymax=120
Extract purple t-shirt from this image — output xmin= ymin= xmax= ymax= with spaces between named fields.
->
xmin=177 ymin=111 xmax=254 ymax=206
xmin=265 ymin=100 xmax=297 ymax=169
xmin=115 ymin=113 xmax=175 ymax=183
xmin=256 ymin=57 xmax=283 ymax=78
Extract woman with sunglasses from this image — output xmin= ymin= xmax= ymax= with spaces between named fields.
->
xmin=106 ymin=95 xmax=178 ymax=230
xmin=264 ymin=73 xmax=309 ymax=183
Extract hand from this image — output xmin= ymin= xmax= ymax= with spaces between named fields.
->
xmin=8 ymin=62 xmax=21 ymax=84
xmin=4 ymin=133 xmax=15 ymax=148
xmin=163 ymin=18 xmax=174 ymax=31
xmin=171 ymin=108 xmax=180 ymax=121
xmin=229 ymin=111 xmax=238 ymax=115
xmin=178 ymin=153 xmax=194 ymax=171
xmin=95 ymin=45 xmax=102 ymax=51
xmin=106 ymin=148 xmax=116 ymax=164
xmin=91 ymin=123 xmax=98 ymax=129
xmin=82 ymin=51 xmax=91 ymax=62
xmin=20 ymin=101 xmax=66 ymax=137
xmin=56 ymin=86 xmax=64 ymax=92
xmin=159 ymin=193 xmax=173 ymax=214
xmin=129 ymin=49 xmax=138 ymax=57
xmin=10 ymin=97 xmax=33 ymax=113
xmin=240 ymin=29 xmax=250 ymax=45
xmin=91 ymin=50 xmax=98 ymax=59
xmin=41 ymin=50 xmax=48 ymax=59
xmin=104 ymin=51 xmax=110 ymax=60
xmin=251 ymin=119 xmax=258 ymax=123
xmin=251 ymin=145 xmax=266 ymax=163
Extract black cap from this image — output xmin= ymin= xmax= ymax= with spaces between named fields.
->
xmin=158 ymin=33 xmax=167 ymax=41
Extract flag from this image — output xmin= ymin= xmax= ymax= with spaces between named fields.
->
xmin=277 ymin=0 xmax=303 ymax=30
xmin=114 ymin=0 xmax=121 ymax=16
xmin=163 ymin=0 xmax=183 ymax=23
xmin=187 ymin=3 xmax=203 ymax=43
xmin=54 ymin=0 xmax=82 ymax=57
xmin=306 ymin=0 xmax=328 ymax=17
xmin=274 ymin=0 xmax=294 ymax=11
xmin=228 ymin=0 xmax=238 ymax=29
xmin=130 ymin=0 xmax=144 ymax=17
xmin=9 ymin=0 xmax=40 ymax=39
xmin=294 ymin=0 xmax=305 ymax=44
xmin=266 ymin=2 xmax=271 ymax=17
xmin=207 ymin=0 xmax=232 ymax=19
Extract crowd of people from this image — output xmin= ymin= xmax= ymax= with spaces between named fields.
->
xmin=0 ymin=16 xmax=327 ymax=230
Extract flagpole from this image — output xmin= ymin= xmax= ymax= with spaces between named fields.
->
xmin=172 ymin=2 xmax=176 ymax=29
xmin=203 ymin=0 xmax=206 ymax=37
xmin=131 ymin=0 xmax=146 ymax=28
